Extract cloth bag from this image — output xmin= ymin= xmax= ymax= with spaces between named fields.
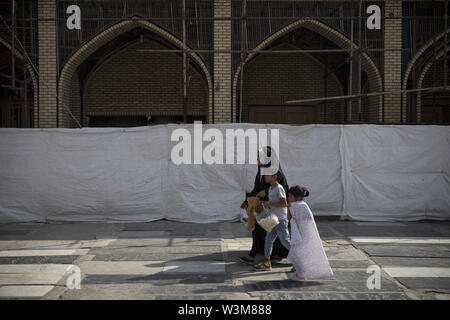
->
xmin=255 ymin=207 xmax=279 ymax=232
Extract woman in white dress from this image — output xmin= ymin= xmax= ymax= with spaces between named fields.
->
xmin=287 ymin=185 xmax=334 ymax=281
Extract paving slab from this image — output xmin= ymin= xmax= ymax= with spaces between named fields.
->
xmin=77 ymin=261 xmax=165 ymax=275
xmin=118 ymin=231 xmax=169 ymax=238
xmin=21 ymin=223 xmax=122 ymax=241
xmin=0 ymin=264 xmax=73 ymax=274
xmin=0 ymin=240 xmax=81 ymax=250
xmin=328 ymin=260 xmax=373 ymax=269
xmin=163 ymin=261 xmax=226 ymax=274
xmin=353 ymin=222 xmax=408 ymax=227
xmin=0 ymin=256 xmax=79 ymax=264
xmin=356 ymin=244 xmax=450 ymax=258
xmin=256 ymin=292 xmax=411 ymax=300
xmin=89 ymin=245 xmax=221 ymax=255
xmin=106 ymin=238 xmax=171 ymax=248
xmin=106 ymin=238 xmax=221 ymax=248
xmin=242 ymin=279 xmax=403 ymax=293
xmin=329 ymin=270 xmax=393 ymax=282
xmin=395 ymin=277 xmax=450 ymax=290
xmin=325 ymin=248 xmax=369 ymax=261
xmin=230 ymin=270 xmax=290 ymax=282
xmin=58 ymin=283 xmax=247 ymax=300
xmin=0 ymin=230 xmax=33 ymax=240
xmin=371 ymin=256 xmax=450 ymax=268
xmin=0 ymin=241 xmax=19 ymax=250
xmin=0 ymin=249 xmax=89 ymax=257
xmin=82 ymin=274 xmax=231 ymax=285
xmin=382 ymin=267 xmax=450 ymax=278
xmin=0 ymin=285 xmax=54 ymax=298
xmin=92 ymin=252 xmax=224 ymax=262
xmin=78 ymin=239 xmax=116 ymax=249
xmin=350 ymin=237 xmax=450 ymax=244
xmin=0 ymin=273 xmax=66 ymax=285
xmin=335 ymin=228 xmax=448 ymax=238
xmin=0 ymin=223 xmax=44 ymax=230
xmin=59 ymin=283 xmax=146 ymax=299
xmin=0 ymin=230 xmax=32 ymax=236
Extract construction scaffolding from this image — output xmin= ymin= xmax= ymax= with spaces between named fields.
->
xmin=0 ymin=0 xmax=449 ymax=128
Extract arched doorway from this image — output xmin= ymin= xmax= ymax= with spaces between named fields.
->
xmin=417 ymin=49 xmax=450 ymax=124
xmin=233 ymin=19 xmax=383 ymax=124
xmin=58 ymin=19 xmax=212 ymax=128
xmin=403 ymin=28 xmax=450 ymax=124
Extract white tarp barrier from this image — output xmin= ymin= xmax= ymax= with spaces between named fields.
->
xmin=341 ymin=125 xmax=450 ymax=221
xmin=0 ymin=124 xmax=448 ymax=223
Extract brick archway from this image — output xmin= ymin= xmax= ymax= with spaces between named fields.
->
xmin=232 ymin=19 xmax=383 ymax=122
xmin=401 ymin=28 xmax=450 ymax=117
xmin=402 ymin=28 xmax=450 ymax=91
xmin=416 ymin=48 xmax=449 ymax=122
xmin=0 ymin=37 xmax=38 ymax=127
xmin=58 ymin=18 xmax=213 ymax=127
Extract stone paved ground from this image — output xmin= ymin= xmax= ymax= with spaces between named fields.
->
xmin=0 ymin=219 xmax=449 ymax=300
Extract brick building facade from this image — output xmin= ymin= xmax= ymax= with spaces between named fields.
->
xmin=0 ymin=0 xmax=448 ymax=128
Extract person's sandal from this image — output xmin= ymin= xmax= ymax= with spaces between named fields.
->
xmin=238 ymin=256 xmax=254 ymax=265
xmin=254 ymin=261 xmax=272 ymax=271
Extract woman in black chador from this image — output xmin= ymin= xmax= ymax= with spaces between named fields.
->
xmin=239 ymin=146 xmax=289 ymax=264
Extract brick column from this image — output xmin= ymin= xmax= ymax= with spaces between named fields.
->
xmin=213 ymin=0 xmax=232 ymax=123
xmin=383 ymin=0 xmax=403 ymax=123
xmin=38 ymin=0 xmax=58 ymax=127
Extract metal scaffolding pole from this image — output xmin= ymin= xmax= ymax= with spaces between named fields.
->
xmin=347 ymin=0 xmax=355 ymax=123
xmin=22 ymin=0 xmax=27 ymax=127
xmin=432 ymin=0 xmax=437 ymax=110
xmin=286 ymin=86 xmax=450 ymax=105
xmin=11 ymin=0 xmax=16 ymax=90
xmin=445 ymin=0 xmax=448 ymax=89
xmin=239 ymin=0 xmax=247 ymax=123
xmin=324 ymin=55 xmax=328 ymax=123
xmin=137 ymin=48 xmax=409 ymax=54
xmin=22 ymin=15 xmax=431 ymax=22
xmin=357 ymin=0 xmax=362 ymax=121
xmin=182 ymin=0 xmax=187 ymax=123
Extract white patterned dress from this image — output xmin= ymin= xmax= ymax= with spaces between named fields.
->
xmin=287 ymin=201 xmax=334 ymax=279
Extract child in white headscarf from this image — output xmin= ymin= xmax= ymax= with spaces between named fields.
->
xmin=287 ymin=185 xmax=334 ymax=281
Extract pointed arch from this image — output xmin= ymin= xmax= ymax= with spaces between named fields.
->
xmin=402 ymin=27 xmax=450 ymax=91
xmin=416 ymin=48 xmax=450 ymax=122
xmin=58 ymin=18 xmax=212 ymax=126
xmin=232 ymin=19 xmax=383 ymax=122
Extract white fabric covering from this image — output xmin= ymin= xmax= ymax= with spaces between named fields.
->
xmin=288 ymin=201 xmax=334 ymax=279
xmin=0 ymin=124 xmax=448 ymax=223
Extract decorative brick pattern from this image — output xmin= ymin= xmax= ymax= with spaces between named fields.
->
xmin=38 ymin=0 xmax=58 ymax=128
xmin=83 ymin=41 xmax=208 ymax=125
xmin=239 ymin=43 xmax=345 ymax=123
xmin=383 ymin=0 xmax=402 ymax=122
xmin=213 ymin=0 xmax=233 ymax=123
